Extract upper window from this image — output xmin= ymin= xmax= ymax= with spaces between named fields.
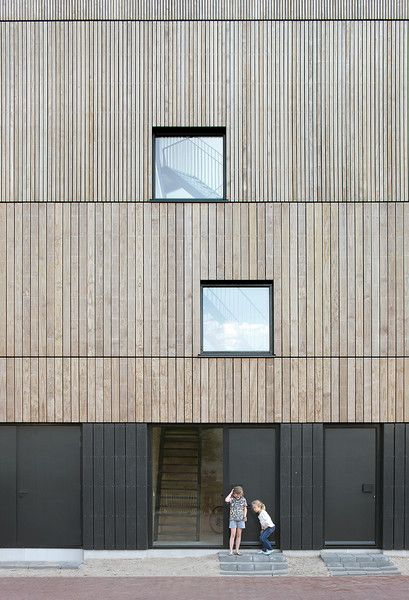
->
xmin=153 ymin=127 xmax=225 ymax=201
xmin=201 ymin=283 xmax=273 ymax=356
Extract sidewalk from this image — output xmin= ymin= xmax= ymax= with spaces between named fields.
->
xmin=1 ymin=553 xmax=409 ymax=578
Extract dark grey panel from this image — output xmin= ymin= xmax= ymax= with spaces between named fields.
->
xmin=405 ymin=427 xmax=409 ymax=549
xmin=104 ymin=425 xmax=115 ymax=549
xmin=382 ymin=424 xmax=395 ymax=549
xmin=82 ymin=425 xmax=94 ymax=549
xmin=312 ymin=424 xmax=324 ymax=550
xmin=115 ymin=425 xmax=126 ymax=549
xmin=17 ymin=425 xmax=81 ymax=548
xmin=93 ymin=425 xmax=105 ymax=549
xmin=291 ymin=425 xmax=302 ymax=549
xmin=394 ymin=425 xmax=405 ymax=549
xmin=125 ymin=425 xmax=137 ymax=549
xmin=279 ymin=424 xmax=291 ymax=549
xmin=136 ymin=424 xmax=149 ymax=549
xmin=228 ymin=428 xmax=277 ymax=545
xmin=82 ymin=424 xmax=149 ymax=550
xmin=0 ymin=426 xmax=17 ymax=547
xmin=279 ymin=424 xmax=323 ymax=551
xmin=301 ymin=425 xmax=313 ymax=549
xmin=382 ymin=424 xmax=409 ymax=550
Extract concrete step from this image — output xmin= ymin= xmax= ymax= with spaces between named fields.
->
xmin=321 ymin=552 xmax=401 ymax=576
xmin=218 ymin=551 xmax=288 ymax=577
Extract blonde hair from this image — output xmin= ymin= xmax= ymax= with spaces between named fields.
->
xmin=233 ymin=486 xmax=244 ymax=496
xmin=252 ymin=499 xmax=266 ymax=510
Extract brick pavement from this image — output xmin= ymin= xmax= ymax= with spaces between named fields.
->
xmin=1 ymin=577 xmax=409 ymax=600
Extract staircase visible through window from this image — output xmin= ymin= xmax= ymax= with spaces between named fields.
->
xmin=152 ymin=427 xmax=223 ymax=545
xmin=153 ymin=129 xmax=225 ymax=200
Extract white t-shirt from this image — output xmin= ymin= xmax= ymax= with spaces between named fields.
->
xmin=258 ymin=509 xmax=275 ymax=529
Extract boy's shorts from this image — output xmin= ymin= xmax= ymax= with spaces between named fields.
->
xmin=229 ymin=520 xmax=246 ymax=529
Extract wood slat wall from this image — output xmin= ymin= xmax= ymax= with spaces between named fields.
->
xmin=0 ymin=202 xmax=408 ymax=360
xmin=0 ymin=357 xmax=408 ymax=423
xmin=0 ymin=1 xmax=408 ymax=21
xmin=1 ymin=21 xmax=407 ymax=202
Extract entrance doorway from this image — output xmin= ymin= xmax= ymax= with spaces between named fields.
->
xmin=151 ymin=426 xmax=278 ymax=547
xmin=324 ymin=426 xmax=379 ymax=547
xmin=0 ymin=425 xmax=82 ymax=548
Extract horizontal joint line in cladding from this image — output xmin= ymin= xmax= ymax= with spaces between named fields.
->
xmin=1 ymin=355 xmax=409 ymax=360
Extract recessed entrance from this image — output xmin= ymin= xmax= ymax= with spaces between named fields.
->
xmin=151 ymin=426 xmax=278 ymax=547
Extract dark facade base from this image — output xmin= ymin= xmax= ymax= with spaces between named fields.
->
xmin=1 ymin=423 xmax=409 ymax=551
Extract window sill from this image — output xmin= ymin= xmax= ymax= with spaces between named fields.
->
xmin=199 ymin=352 xmax=275 ymax=358
xmin=151 ymin=198 xmax=227 ymax=203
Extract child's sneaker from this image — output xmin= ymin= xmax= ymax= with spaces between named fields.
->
xmin=263 ymin=550 xmax=273 ymax=555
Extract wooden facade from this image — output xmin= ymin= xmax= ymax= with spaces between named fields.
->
xmin=0 ymin=203 xmax=408 ymax=359
xmin=0 ymin=201 xmax=408 ymax=423
xmin=0 ymin=20 xmax=407 ymax=202
xmin=0 ymin=357 xmax=408 ymax=424
xmin=0 ymin=2 xmax=407 ymax=424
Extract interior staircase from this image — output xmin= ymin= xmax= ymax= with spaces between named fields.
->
xmin=154 ymin=427 xmax=201 ymax=542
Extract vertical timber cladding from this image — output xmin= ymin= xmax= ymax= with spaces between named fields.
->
xmin=82 ymin=424 xmax=150 ymax=550
xmin=0 ymin=1 xmax=408 ymax=19
xmin=0 ymin=20 xmax=407 ymax=202
xmin=0 ymin=202 xmax=409 ymax=423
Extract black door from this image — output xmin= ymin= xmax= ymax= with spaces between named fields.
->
xmin=0 ymin=425 xmax=82 ymax=548
xmin=226 ymin=428 xmax=277 ymax=545
xmin=324 ymin=427 xmax=378 ymax=546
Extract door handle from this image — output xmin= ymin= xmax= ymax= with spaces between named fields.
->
xmin=362 ymin=484 xmax=375 ymax=494
xmin=17 ymin=490 xmax=28 ymax=498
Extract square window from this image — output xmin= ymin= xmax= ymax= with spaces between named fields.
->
xmin=153 ymin=127 xmax=225 ymax=200
xmin=201 ymin=283 xmax=273 ymax=355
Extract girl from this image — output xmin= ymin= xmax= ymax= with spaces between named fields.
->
xmin=252 ymin=499 xmax=275 ymax=554
xmin=225 ymin=486 xmax=247 ymax=555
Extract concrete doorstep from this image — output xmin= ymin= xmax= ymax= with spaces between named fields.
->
xmin=321 ymin=552 xmax=401 ymax=576
xmin=218 ymin=550 xmax=289 ymax=576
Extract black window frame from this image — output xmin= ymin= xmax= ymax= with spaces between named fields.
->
xmin=152 ymin=127 xmax=227 ymax=202
xmin=200 ymin=281 xmax=274 ymax=357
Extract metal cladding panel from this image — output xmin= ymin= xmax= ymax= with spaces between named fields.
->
xmin=82 ymin=423 xmax=149 ymax=550
xmin=0 ymin=426 xmax=17 ymax=546
xmin=279 ymin=424 xmax=324 ymax=550
xmin=382 ymin=424 xmax=409 ymax=550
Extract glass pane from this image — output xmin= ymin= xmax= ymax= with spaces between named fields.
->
xmin=152 ymin=427 xmax=223 ymax=545
xmin=155 ymin=136 xmax=224 ymax=199
xmin=202 ymin=286 xmax=271 ymax=352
